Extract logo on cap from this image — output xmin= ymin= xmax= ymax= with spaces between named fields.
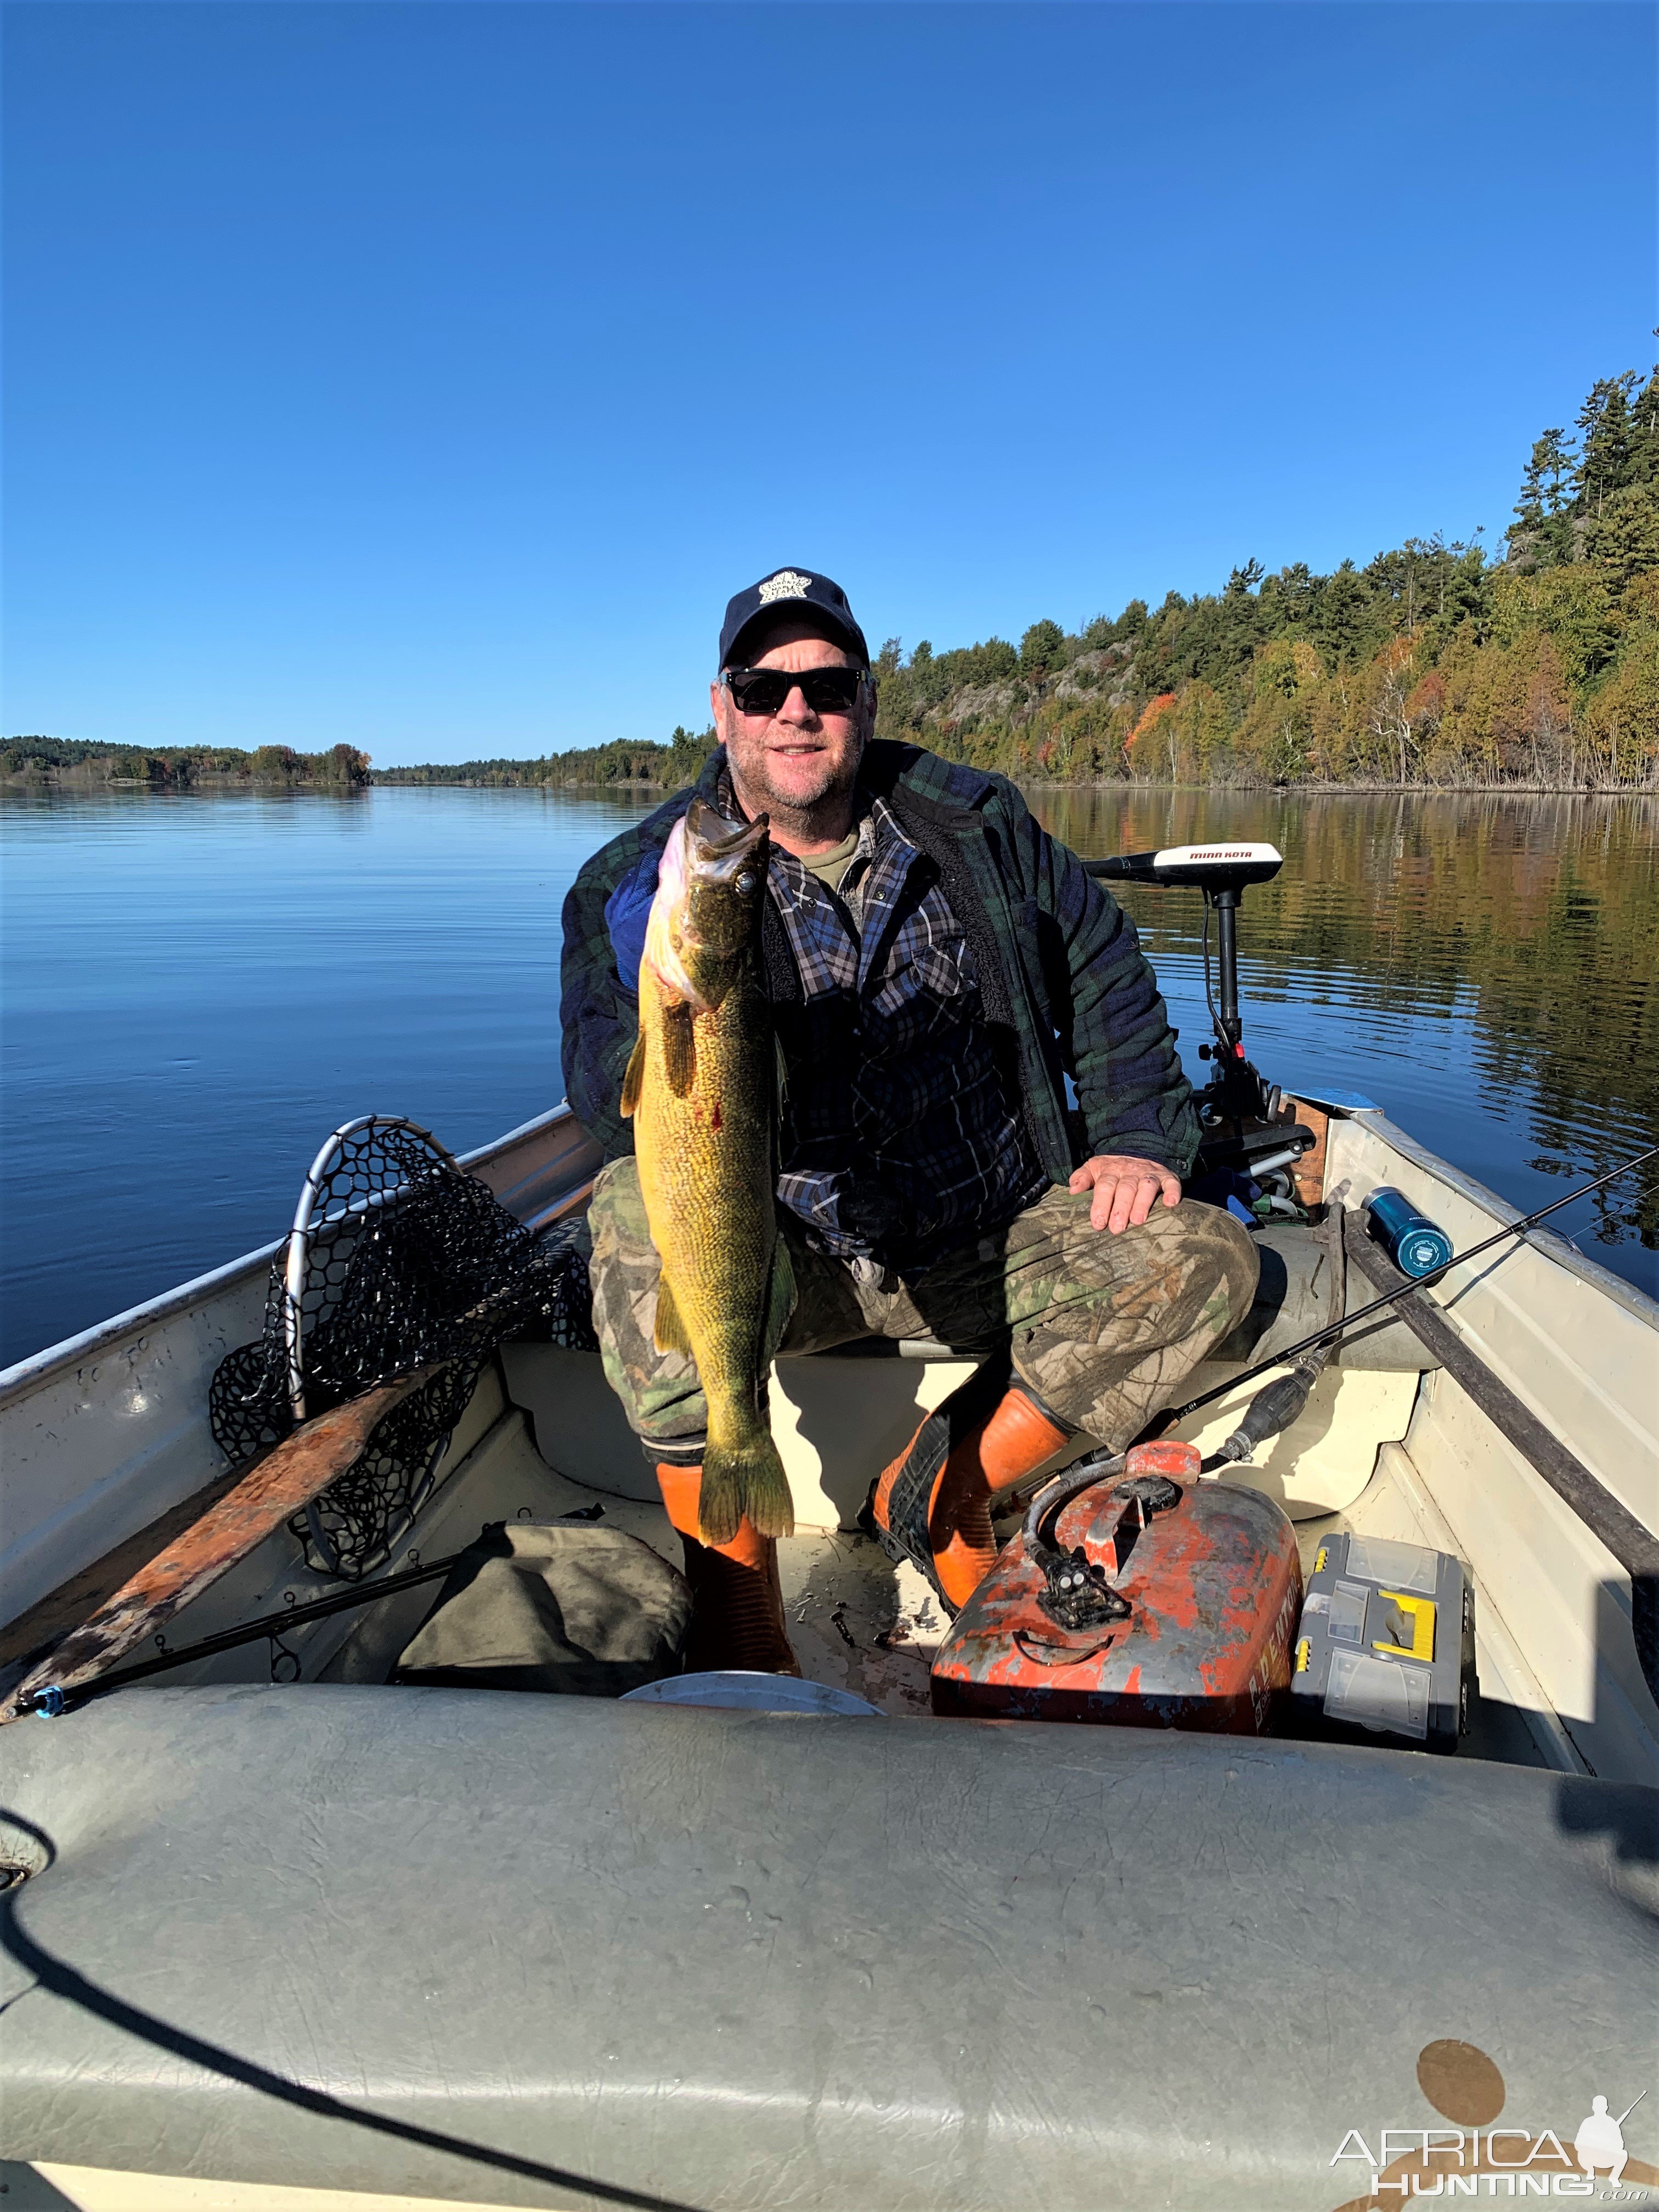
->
xmin=757 ymin=569 xmax=814 ymax=606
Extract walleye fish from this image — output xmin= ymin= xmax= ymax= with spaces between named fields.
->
xmin=619 ymin=798 xmax=793 ymax=1545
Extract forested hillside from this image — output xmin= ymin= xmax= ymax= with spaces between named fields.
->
xmin=870 ymin=360 xmax=1658 ymax=789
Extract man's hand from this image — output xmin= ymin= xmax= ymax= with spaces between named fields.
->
xmin=1069 ymin=1154 xmax=1183 ymax=1234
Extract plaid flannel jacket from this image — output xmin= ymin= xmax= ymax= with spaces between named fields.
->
xmin=559 ymin=742 xmax=1199 ymax=1194
xmin=759 ymin=786 xmax=1048 ymax=1266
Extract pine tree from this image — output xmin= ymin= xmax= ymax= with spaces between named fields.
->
xmin=1628 ymin=362 xmax=1659 ymax=490
xmin=1312 ymin=562 xmax=1373 ymax=664
xmin=1510 ymin=429 xmax=1576 ymax=567
xmin=1585 ymin=485 xmax=1659 ymax=592
xmin=1020 ymin=619 xmax=1065 ymax=675
xmin=1573 ymin=373 xmax=1639 ymax=517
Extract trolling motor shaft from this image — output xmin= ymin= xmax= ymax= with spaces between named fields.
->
xmin=1083 ymin=839 xmax=1328 ymax=1451
xmin=1212 ymin=891 xmax=1241 ymax=1051
xmin=1084 ymin=841 xmax=1301 ymax=1149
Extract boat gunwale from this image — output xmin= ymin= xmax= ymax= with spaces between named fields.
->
xmin=1295 ymin=1091 xmax=1659 ymax=1328
xmin=0 ymin=1103 xmax=585 ymax=1411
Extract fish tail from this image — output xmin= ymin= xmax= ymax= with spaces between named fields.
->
xmin=699 ymin=1422 xmax=794 ymax=1548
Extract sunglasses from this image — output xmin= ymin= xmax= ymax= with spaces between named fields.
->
xmin=721 ymin=665 xmax=867 ymax=718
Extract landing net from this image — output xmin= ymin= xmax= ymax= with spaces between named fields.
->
xmin=209 ymin=1115 xmax=596 ymax=1579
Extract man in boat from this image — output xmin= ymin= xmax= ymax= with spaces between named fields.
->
xmin=561 ymin=568 xmax=1257 ymax=1673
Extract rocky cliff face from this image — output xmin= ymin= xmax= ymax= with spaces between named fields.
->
xmin=1051 ymin=645 xmax=1137 ymax=707
xmin=877 ymin=640 xmax=1138 ymax=751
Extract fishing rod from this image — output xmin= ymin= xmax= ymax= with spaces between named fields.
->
xmin=27 ymin=1503 xmax=610 ymax=1717
xmin=1171 ymin=1139 xmax=1659 ymax=1434
xmin=28 ymin=1553 xmax=464 ymax=1717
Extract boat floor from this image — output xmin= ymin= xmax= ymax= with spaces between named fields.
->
xmin=16 ymin=1334 xmax=1561 ymax=1772
xmin=287 ymin=1384 xmax=1555 ymax=1771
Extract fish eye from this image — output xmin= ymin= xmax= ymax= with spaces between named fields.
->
xmin=734 ymin=871 xmax=756 ymax=895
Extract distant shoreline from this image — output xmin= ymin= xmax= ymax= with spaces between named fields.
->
xmin=9 ymin=768 xmax=1655 ymax=799
xmin=369 ymin=772 xmax=1657 ymax=797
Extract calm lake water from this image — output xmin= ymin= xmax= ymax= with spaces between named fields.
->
xmin=3 ymin=781 xmax=1655 ymax=1368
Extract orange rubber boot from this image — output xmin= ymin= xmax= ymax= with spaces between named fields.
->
xmin=871 ymin=1386 xmax=1074 ymax=1612
xmin=656 ymin=1464 xmax=803 ymax=1677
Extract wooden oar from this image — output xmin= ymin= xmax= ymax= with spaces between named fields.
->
xmin=1 ymin=1368 xmax=436 ymax=1723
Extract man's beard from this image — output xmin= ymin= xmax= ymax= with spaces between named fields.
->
xmin=736 ymin=737 xmax=864 ymax=828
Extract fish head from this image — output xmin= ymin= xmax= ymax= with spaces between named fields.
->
xmin=680 ymin=797 xmax=770 ymax=960
xmin=641 ymin=800 xmax=770 ymax=1008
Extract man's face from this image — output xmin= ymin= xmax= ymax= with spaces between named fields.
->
xmin=710 ymin=617 xmax=871 ymax=826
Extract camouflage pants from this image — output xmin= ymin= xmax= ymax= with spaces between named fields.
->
xmin=588 ymin=1160 xmax=1259 ymax=1465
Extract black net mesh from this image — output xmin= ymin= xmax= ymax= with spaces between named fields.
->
xmin=209 ymin=1118 xmax=597 ymax=1580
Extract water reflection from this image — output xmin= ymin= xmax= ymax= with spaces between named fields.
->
xmin=1028 ymin=788 xmax=1659 ymax=1291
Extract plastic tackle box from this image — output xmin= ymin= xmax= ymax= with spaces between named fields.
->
xmin=1289 ymin=1531 xmax=1475 ymax=1753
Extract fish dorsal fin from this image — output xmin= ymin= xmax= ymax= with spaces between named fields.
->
xmin=619 ymin=1030 xmax=646 ymax=1118
xmin=653 ymin=1274 xmax=693 ymax=1357
xmin=663 ymin=1001 xmax=697 ymax=1097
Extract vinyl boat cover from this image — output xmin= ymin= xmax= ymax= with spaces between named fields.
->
xmin=1 ymin=1684 xmax=1655 ymax=2210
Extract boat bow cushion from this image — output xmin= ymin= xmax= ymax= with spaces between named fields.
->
xmin=1 ymin=1686 xmax=1654 ymax=2209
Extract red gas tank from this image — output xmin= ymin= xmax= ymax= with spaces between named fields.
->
xmin=930 ymin=1442 xmax=1303 ymax=1734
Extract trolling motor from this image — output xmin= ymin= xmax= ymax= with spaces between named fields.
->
xmin=1081 ymin=842 xmax=1425 ymax=1466
xmin=1084 ymin=842 xmax=1316 ymax=1192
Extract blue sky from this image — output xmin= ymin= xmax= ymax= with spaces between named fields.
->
xmin=4 ymin=2 xmax=1654 ymax=769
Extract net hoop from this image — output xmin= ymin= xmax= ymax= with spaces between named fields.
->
xmin=282 ymin=1115 xmax=459 ymax=1424
xmin=209 ymin=1110 xmax=597 ymax=1582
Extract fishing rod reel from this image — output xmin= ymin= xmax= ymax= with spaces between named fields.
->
xmin=1084 ymin=841 xmax=1316 ymax=1203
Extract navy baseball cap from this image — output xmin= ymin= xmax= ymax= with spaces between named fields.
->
xmin=719 ymin=568 xmax=871 ymax=671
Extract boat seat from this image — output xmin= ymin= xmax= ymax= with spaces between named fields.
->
xmin=499 ymin=1333 xmax=1006 ymax=1533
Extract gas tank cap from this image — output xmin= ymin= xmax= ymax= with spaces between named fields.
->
xmin=1113 ymin=1440 xmax=1195 ymax=1514
xmin=1112 ymin=1474 xmax=1182 ymax=1513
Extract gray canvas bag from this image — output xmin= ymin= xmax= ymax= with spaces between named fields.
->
xmin=397 ymin=1521 xmax=692 ymax=1697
